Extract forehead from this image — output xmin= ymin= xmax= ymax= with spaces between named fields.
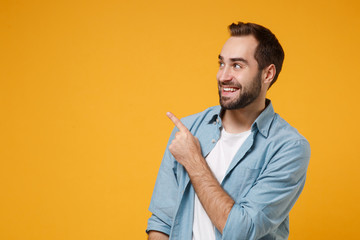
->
xmin=220 ymin=35 xmax=259 ymax=60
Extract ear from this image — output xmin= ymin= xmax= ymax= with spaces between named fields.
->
xmin=262 ymin=64 xmax=276 ymax=85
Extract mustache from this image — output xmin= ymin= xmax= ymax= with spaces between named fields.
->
xmin=218 ymin=81 xmax=242 ymax=89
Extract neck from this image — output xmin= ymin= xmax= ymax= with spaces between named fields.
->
xmin=221 ymin=97 xmax=267 ymax=133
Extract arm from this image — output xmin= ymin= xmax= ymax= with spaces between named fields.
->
xmin=185 ymin=154 xmax=234 ymax=233
xmin=166 ymin=112 xmax=234 ymax=233
xmin=148 ymin=230 xmax=169 ymax=240
xmin=146 ymin=127 xmax=180 ymax=237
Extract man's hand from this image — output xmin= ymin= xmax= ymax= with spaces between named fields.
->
xmin=166 ymin=112 xmax=203 ymax=170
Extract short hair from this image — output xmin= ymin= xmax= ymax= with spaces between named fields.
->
xmin=229 ymin=22 xmax=285 ymax=88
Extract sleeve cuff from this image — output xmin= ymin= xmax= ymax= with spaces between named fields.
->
xmin=146 ymin=214 xmax=171 ymax=236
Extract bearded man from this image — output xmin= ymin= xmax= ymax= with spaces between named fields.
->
xmin=146 ymin=22 xmax=310 ymax=240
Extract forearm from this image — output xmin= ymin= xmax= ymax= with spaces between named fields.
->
xmin=165 ymin=113 xmax=234 ymax=233
xmin=148 ymin=231 xmax=169 ymax=240
xmin=185 ymin=155 xmax=235 ymax=233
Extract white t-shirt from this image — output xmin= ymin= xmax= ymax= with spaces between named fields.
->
xmin=192 ymin=127 xmax=251 ymax=240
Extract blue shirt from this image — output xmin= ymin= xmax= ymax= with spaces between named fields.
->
xmin=147 ymin=100 xmax=310 ymax=240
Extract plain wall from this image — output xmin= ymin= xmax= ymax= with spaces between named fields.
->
xmin=1 ymin=0 xmax=360 ymax=239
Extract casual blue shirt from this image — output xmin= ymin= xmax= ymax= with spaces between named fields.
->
xmin=147 ymin=100 xmax=311 ymax=240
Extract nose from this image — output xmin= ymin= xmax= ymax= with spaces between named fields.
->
xmin=217 ymin=66 xmax=232 ymax=83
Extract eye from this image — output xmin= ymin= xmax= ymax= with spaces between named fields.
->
xmin=233 ymin=63 xmax=242 ymax=69
xmin=218 ymin=61 xmax=225 ymax=68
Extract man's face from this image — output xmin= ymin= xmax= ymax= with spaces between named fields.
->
xmin=217 ymin=36 xmax=263 ymax=110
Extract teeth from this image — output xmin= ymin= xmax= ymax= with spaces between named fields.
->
xmin=223 ymin=87 xmax=238 ymax=92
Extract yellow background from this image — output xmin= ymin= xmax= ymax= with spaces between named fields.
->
xmin=1 ymin=0 xmax=359 ymax=239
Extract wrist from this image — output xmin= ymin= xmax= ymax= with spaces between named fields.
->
xmin=184 ymin=154 xmax=209 ymax=177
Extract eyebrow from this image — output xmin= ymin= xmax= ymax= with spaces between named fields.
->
xmin=218 ymin=55 xmax=249 ymax=65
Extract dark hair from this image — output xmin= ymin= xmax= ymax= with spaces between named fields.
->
xmin=229 ymin=22 xmax=285 ymax=88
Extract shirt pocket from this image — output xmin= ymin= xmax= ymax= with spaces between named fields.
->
xmin=222 ymin=167 xmax=261 ymax=200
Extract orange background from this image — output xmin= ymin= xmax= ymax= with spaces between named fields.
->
xmin=1 ymin=0 xmax=359 ymax=239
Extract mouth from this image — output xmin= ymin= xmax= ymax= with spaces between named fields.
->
xmin=221 ymin=86 xmax=240 ymax=96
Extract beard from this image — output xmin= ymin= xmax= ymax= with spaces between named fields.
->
xmin=218 ymin=71 xmax=262 ymax=110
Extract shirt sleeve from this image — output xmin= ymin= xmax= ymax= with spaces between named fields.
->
xmin=222 ymin=139 xmax=311 ymax=240
xmin=146 ymin=127 xmax=179 ymax=236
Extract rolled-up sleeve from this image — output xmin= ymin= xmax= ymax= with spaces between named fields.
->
xmin=222 ymin=139 xmax=311 ymax=240
xmin=146 ymin=127 xmax=179 ymax=235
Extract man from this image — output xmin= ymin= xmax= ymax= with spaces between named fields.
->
xmin=147 ymin=22 xmax=310 ymax=240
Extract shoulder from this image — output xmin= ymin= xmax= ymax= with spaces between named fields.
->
xmin=271 ymin=114 xmax=308 ymax=141
xmin=268 ymin=113 xmax=311 ymax=157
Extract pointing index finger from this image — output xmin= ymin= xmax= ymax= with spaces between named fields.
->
xmin=166 ymin=112 xmax=188 ymax=132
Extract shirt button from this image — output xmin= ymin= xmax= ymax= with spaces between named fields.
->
xmin=212 ymin=139 xmax=216 ymax=143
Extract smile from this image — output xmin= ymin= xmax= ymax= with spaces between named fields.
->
xmin=223 ymin=87 xmax=239 ymax=92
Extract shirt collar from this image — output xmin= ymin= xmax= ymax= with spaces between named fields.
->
xmin=207 ymin=99 xmax=275 ymax=138
xmin=251 ymin=99 xmax=275 ymax=138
